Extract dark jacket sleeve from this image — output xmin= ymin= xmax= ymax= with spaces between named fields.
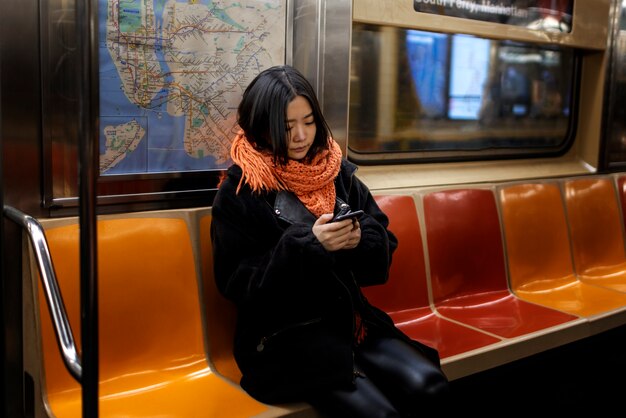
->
xmin=210 ymin=170 xmax=335 ymax=303
xmin=338 ymin=166 xmax=398 ymax=287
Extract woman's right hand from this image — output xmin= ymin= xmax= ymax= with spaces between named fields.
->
xmin=312 ymin=213 xmax=361 ymax=252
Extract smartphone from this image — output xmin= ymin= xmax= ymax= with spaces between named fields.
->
xmin=331 ymin=209 xmax=364 ymax=223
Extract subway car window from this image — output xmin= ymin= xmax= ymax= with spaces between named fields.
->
xmin=348 ymin=24 xmax=577 ymax=164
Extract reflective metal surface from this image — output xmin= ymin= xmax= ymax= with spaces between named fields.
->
xmin=603 ymin=0 xmax=626 ymax=169
xmin=3 ymin=205 xmax=82 ymax=382
xmin=292 ymin=0 xmax=352 ymax=154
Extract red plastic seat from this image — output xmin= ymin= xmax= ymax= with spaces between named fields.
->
xmin=499 ymin=181 xmax=626 ymax=316
xmin=363 ymin=195 xmax=501 ymax=359
xmin=423 ymin=188 xmax=577 ymax=338
xmin=564 ymin=177 xmax=626 ymax=292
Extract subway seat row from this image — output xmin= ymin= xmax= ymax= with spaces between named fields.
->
xmin=26 ymin=173 xmax=626 ymax=417
xmin=367 ymin=173 xmax=626 ymax=380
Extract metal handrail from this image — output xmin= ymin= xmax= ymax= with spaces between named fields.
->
xmin=3 ymin=205 xmax=82 ymax=382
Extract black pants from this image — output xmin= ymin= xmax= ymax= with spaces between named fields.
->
xmin=307 ymin=337 xmax=449 ymax=418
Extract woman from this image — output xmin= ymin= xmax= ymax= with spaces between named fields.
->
xmin=211 ymin=65 xmax=449 ymax=417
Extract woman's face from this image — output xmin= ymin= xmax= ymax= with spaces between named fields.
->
xmin=286 ymin=95 xmax=316 ymax=161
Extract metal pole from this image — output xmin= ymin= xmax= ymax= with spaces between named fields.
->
xmin=76 ymin=0 xmax=99 ymax=415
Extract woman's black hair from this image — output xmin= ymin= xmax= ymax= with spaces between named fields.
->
xmin=236 ymin=65 xmax=333 ymax=165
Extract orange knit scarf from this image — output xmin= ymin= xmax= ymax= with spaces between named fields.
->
xmin=230 ymin=131 xmax=342 ymax=217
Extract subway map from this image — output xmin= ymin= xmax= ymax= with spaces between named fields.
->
xmin=99 ymin=0 xmax=285 ymax=174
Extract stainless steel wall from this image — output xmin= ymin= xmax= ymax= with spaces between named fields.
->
xmin=293 ymin=0 xmax=352 ymax=155
xmin=1 ymin=0 xmax=45 ymax=217
xmin=1 ymin=0 xmax=44 ymax=414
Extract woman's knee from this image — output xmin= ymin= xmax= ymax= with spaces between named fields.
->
xmin=357 ymin=337 xmax=449 ymax=397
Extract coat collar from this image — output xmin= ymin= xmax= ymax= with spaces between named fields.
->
xmin=274 ymin=191 xmax=348 ymax=225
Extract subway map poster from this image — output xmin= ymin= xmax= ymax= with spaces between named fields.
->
xmin=99 ymin=0 xmax=285 ymax=175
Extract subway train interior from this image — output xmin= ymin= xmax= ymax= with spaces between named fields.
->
xmin=2 ymin=0 xmax=626 ymax=416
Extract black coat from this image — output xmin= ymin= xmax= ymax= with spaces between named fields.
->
xmin=210 ymin=160 xmax=440 ymax=404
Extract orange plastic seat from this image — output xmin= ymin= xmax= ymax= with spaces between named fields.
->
xmin=198 ymin=211 xmax=314 ymax=416
xmin=499 ymin=182 xmax=626 ymax=316
xmin=39 ymin=217 xmax=269 ymax=417
xmin=423 ymin=188 xmax=577 ymax=338
xmin=564 ymin=177 xmax=626 ymax=292
xmin=199 ymin=213 xmax=242 ymax=383
xmin=363 ymin=195 xmax=501 ymax=359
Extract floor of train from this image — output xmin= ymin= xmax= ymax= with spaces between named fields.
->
xmin=447 ymin=324 xmax=626 ymax=413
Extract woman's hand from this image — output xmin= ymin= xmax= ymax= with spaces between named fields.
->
xmin=313 ymin=213 xmax=361 ymax=252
